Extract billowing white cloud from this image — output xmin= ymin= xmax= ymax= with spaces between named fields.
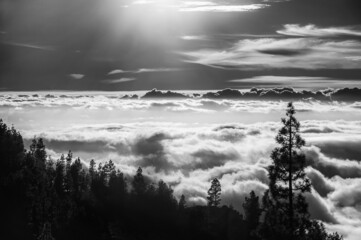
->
xmin=326 ymin=223 xmax=361 ymax=240
xmin=329 ymin=178 xmax=361 ymax=209
xmin=304 ymin=146 xmax=361 ymax=178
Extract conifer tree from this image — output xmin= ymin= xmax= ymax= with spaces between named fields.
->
xmin=109 ymin=169 xmax=127 ymax=210
xmin=0 ymin=120 xmax=27 ymax=238
xmin=132 ymin=167 xmax=146 ymax=195
xmin=70 ymin=157 xmax=82 ymax=197
xmin=64 ymin=150 xmax=73 ymax=193
xmin=30 ymin=138 xmax=47 ymax=164
xmin=157 ymin=180 xmax=173 ymax=199
xmin=54 ymin=155 xmax=66 ymax=197
xmin=178 ymin=195 xmax=187 ymax=210
xmin=27 ymin=138 xmax=53 ymax=235
xmin=243 ymin=191 xmax=262 ymax=239
xmin=0 ymin=119 xmax=24 ymax=185
xmin=102 ymin=160 xmax=116 ymax=185
xmin=157 ymin=180 xmax=177 ymax=211
xmin=207 ymin=178 xmax=221 ymax=207
xmin=89 ymin=159 xmax=96 ymax=192
xmin=89 ymin=159 xmax=96 ymax=179
xmin=262 ymin=102 xmax=311 ymax=239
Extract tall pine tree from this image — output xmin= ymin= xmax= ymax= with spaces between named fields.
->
xmin=261 ymin=102 xmax=311 ymax=239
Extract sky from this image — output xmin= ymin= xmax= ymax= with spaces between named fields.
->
xmin=1 ymin=1 xmax=361 ymax=240
xmin=1 ymin=0 xmax=361 ymax=90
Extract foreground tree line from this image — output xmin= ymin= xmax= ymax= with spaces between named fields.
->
xmin=1 ymin=103 xmax=342 ymax=240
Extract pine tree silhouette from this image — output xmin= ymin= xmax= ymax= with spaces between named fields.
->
xmin=132 ymin=167 xmax=146 ymax=195
xmin=178 ymin=194 xmax=187 ymax=210
xmin=243 ymin=191 xmax=261 ymax=240
xmin=260 ymin=102 xmax=311 ymax=239
xmin=207 ymin=178 xmax=221 ymax=207
xmin=54 ymin=155 xmax=66 ymax=197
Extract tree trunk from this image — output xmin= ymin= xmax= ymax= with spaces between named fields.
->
xmin=288 ymin=120 xmax=293 ymax=239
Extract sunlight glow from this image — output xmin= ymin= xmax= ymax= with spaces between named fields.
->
xmin=106 ymin=0 xmax=267 ymax=51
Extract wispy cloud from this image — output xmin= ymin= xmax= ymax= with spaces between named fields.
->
xmin=107 ymin=69 xmax=126 ymax=75
xmin=101 ymin=78 xmax=136 ymax=84
xmin=1 ymin=41 xmax=55 ymax=51
xmin=129 ymin=0 xmax=270 ymax=12
xmin=135 ymin=68 xmax=180 ymax=73
xmin=228 ymin=76 xmax=361 ymax=89
xmin=181 ymin=35 xmax=209 ymax=41
xmin=180 ymin=24 xmax=361 ymax=72
xmin=69 ymin=74 xmax=85 ymax=80
xmin=181 ymin=38 xmax=361 ymax=70
xmin=277 ymin=24 xmax=361 ymax=38
xmin=179 ymin=3 xmax=269 ymax=12
xmin=107 ymin=68 xmax=179 ymax=75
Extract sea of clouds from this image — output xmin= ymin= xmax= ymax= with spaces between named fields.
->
xmin=1 ymin=90 xmax=361 ymax=240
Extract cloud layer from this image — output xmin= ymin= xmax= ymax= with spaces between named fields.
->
xmin=2 ymin=88 xmax=361 ymax=111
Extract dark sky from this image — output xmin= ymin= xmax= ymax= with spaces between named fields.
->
xmin=1 ymin=0 xmax=361 ymax=91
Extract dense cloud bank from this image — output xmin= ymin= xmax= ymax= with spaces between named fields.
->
xmin=2 ymin=90 xmax=361 ymax=127
xmin=136 ymin=87 xmax=361 ymax=102
xmin=199 ymin=87 xmax=361 ymax=102
xmin=3 ymin=87 xmax=361 ymax=103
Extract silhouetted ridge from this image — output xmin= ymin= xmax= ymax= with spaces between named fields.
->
xmin=202 ymin=88 xmax=243 ymax=99
xmin=212 ymin=88 xmax=336 ymax=101
xmin=121 ymin=94 xmax=139 ymax=99
xmin=199 ymin=87 xmax=333 ymax=101
xmin=7 ymin=88 xmax=361 ymax=102
xmin=142 ymin=88 xmax=190 ymax=99
xmin=138 ymin=87 xmax=361 ymax=101
xmin=331 ymin=88 xmax=361 ymax=102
